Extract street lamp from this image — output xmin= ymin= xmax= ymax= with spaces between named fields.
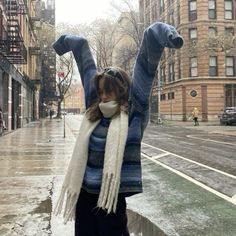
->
xmin=57 ymin=71 xmax=66 ymax=138
xmin=63 ymin=97 xmax=66 ymax=138
xmin=157 ymin=79 xmax=163 ymax=124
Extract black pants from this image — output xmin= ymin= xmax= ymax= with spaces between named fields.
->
xmin=75 ymin=189 xmax=130 ymax=236
xmin=193 ymin=117 xmax=199 ymax=126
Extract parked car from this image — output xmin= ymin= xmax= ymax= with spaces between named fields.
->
xmin=61 ymin=111 xmax=67 ymax=115
xmin=220 ymin=107 xmax=236 ymax=125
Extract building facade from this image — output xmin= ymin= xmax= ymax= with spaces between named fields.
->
xmin=64 ymin=83 xmax=85 ymax=114
xmin=139 ymin=0 xmax=236 ymax=121
xmin=0 ymin=0 xmax=41 ymax=131
xmin=36 ymin=0 xmax=56 ymax=117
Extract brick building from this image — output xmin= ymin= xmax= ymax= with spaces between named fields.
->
xmin=64 ymin=83 xmax=85 ymax=114
xmin=139 ymin=0 xmax=236 ymax=121
xmin=0 ymin=0 xmax=41 ymax=131
xmin=36 ymin=0 xmax=57 ymax=117
xmin=0 ymin=0 xmax=56 ymax=132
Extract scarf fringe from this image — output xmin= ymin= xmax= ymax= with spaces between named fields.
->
xmin=97 ymin=173 xmax=120 ymax=213
xmin=54 ymin=186 xmax=79 ymax=224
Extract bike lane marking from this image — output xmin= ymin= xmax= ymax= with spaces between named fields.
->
xmin=142 ymin=142 xmax=236 ymax=180
xmin=232 ymin=194 xmax=236 ymax=204
xmin=152 ymin=153 xmax=170 ymax=159
xmin=186 ymin=135 xmax=236 ymax=146
xmin=141 ymin=152 xmax=236 ymax=205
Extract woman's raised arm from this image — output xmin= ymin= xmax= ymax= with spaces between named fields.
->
xmin=130 ymin=22 xmax=184 ymax=113
xmin=52 ymin=35 xmax=98 ymax=108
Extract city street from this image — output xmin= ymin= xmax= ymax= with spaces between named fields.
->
xmin=0 ymin=115 xmax=236 ymax=236
xmin=142 ymin=122 xmax=236 ymax=199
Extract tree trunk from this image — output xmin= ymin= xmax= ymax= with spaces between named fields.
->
xmin=57 ymin=100 xmax=62 ymax=118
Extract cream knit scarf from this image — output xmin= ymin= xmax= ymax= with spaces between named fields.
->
xmin=54 ymin=101 xmax=128 ymax=224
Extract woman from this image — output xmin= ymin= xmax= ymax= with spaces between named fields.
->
xmin=192 ymin=107 xmax=199 ymax=126
xmin=53 ymin=22 xmax=183 ymax=236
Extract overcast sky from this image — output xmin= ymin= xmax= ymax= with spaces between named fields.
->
xmin=55 ymin=0 xmax=138 ymax=24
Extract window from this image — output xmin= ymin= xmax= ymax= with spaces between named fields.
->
xmin=168 ymin=92 xmax=175 ymax=100
xmin=190 ymin=57 xmax=198 ymax=77
xmin=225 ymin=84 xmax=236 ymax=107
xmin=168 ymin=63 xmax=175 ymax=82
xmin=190 ymin=90 xmax=198 ymax=97
xmin=208 ymin=27 xmax=218 ymax=47
xmin=160 ymin=0 xmax=165 ymax=14
xmin=178 ymin=58 xmax=181 ymax=80
xmin=226 ymin=57 xmax=235 ymax=76
xmin=225 ymin=0 xmax=233 ymax=19
xmin=208 ymin=27 xmax=217 ymax=37
xmin=160 ymin=66 xmax=166 ymax=84
xmin=168 ymin=48 xmax=175 ymax=56
xmin=189 ymin=0 xmax=197 ymax=21
xmin=177 ymin=4 xmax=180 ymax=25
xmin=209 ymin=56 xmax=218 ymax=76
xmin=189 ymin=28 xmax=197 ymax=40
xmin=169 ymin=11 xmax=174 ymax=25
xmin=208 ymin=0 xmax=216 ymax=19
xmin=225 ymin=27 xmax=234 ymax=36
xmin=151 ymin=3 xmax=158 ymax=20
xmin=161 ymin=94 xmax=166 ymax=101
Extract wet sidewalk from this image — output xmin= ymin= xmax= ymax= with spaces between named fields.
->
xmin=0 ymin=119 xmax=75 ymax=235
xmin=0 ymin=118 xmax=236 ymax=236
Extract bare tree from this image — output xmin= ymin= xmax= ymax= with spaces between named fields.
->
xmin=55 ymin=2 xmax=141 ymax=75
xmin=184 ymin=29 xmax=236 ymax=57
xmin=208 ymin=31 xmax=236 ymax=54
xmin=56 ymin=53 xmax=74 ymax=118
xmin=108 ymin=0 xmax=141 ymax=75
xmin=111 ymin=0 xmax=142 ymax=48
xmin=87 ymin=19 xmax=124 ymax=69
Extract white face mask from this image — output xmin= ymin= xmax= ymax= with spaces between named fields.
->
xmin=99 ymin=101 xmax=119 ymax=118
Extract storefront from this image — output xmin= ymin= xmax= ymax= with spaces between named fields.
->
xmin=0 ymin=56 xmax=35 ymax=132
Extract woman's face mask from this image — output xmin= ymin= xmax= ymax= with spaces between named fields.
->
xmin=99 ymin=101 xmax=119 ymax=118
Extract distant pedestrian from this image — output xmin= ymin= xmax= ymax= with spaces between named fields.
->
xmin=52 ymin=22 xmax=183 ymax=236
xmin=49 ymin=110 xmax=54 ymax=119
xmin=192 ymin=107 xmax=199 ymax=126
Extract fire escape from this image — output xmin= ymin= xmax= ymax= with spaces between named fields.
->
xmin=0 ymin=0 xmax=27 ymax=64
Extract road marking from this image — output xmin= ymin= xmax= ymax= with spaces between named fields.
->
xmin=232 ymin=194 xmax=236 ymax=204
xmin=142 ymin=153 xmax=236 ymax=206
xmin=152 ymin=153 xmax=169 ymax=159
xmin=142 ymin=142 xmax=236 ymax=180
xmin=186 ymin=135 xmax=236 ymax=146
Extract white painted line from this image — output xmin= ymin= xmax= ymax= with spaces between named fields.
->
xmin=142 ymin=142 xmax=236 ymax=180
xmin=152 ymin=153 xmax=169 ymax=159
xmin=232 ymin=194 xmax=236 ymax=204
xmin=142 ymin=153 xmax=236 ymax=205
xmin=187 ymin=135 xmax=236 ymax=146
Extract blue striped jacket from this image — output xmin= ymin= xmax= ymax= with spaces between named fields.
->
xmin=53 ymin=22 xmax=183 ymax=196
